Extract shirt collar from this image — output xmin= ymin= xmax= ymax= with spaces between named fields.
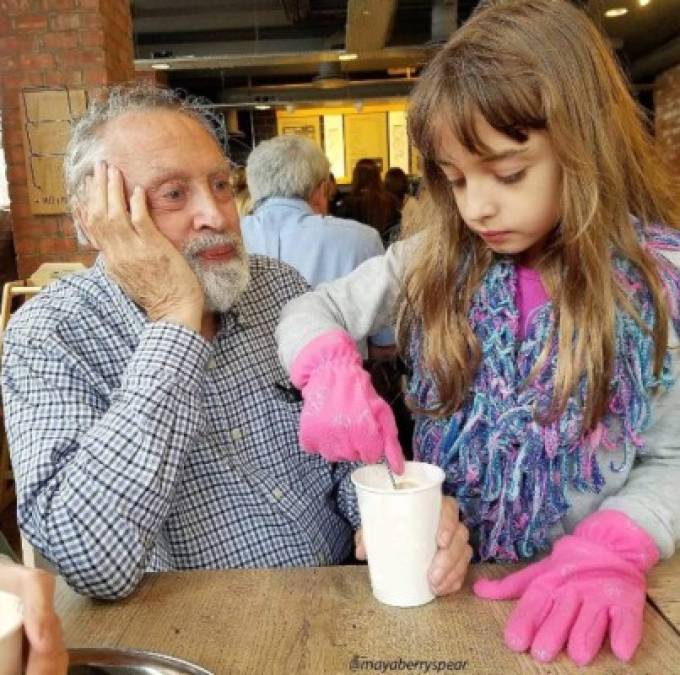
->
xmin=254 ymin=196 xmax=314 ymax=216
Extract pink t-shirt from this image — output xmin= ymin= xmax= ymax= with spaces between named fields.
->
xmin=516 ymin=266 xmax=549 ymax=339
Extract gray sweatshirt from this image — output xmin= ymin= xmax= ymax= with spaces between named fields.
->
xmin=277 ymin=237 xmax=680 ymax=559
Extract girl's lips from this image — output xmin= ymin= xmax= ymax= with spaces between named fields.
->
xmin=480 ymin=231 xmax=511 ymax=243
xmin=198 ymin=245 xmax=235 ymax=262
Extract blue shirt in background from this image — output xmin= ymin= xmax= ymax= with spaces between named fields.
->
xmin=241 ymin=198 xmax=394 ymax=346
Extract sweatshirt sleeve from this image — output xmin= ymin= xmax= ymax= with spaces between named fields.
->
xmin=600 ymin=250 xmax=680 ymax=559
xmin=277 ymin=235 xmax=417 ymax=370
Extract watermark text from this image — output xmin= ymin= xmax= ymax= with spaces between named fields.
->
xmin=349 ymin=656 xmax=469 ymax=672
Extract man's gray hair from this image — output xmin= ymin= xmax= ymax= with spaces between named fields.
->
xmin=64 ymin=84 xmax=226 ymax=242
xmin=246 ymin=134 xmax=330 ymax=204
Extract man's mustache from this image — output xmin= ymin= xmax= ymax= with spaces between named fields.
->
xmin=183 ymin=234 xmax=243 ymax=260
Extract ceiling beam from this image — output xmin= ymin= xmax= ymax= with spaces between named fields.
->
xmin=135 ymin=45 xmax=431 ymax=72
xmin=134 ymin=9 xmax=289 ymax=34
xmin=345 ymin=0 xmax=397 ymax=52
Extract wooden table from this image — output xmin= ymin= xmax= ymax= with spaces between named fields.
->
xmin=647 ymin=552 xmax=680 ymax=633
xmin=56 ymin=558 xmax=680 ymax=675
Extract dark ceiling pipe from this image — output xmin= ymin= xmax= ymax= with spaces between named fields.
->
xmin=631 ymin=36 xmax=680 ymax=82
xmin=431 ymin=0 xmax=457 ymax=45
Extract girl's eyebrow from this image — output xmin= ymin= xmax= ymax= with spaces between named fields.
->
xmin=437 ymin=147 xmax=529 ymax=168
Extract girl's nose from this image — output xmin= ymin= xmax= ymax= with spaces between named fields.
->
xmin=462 ymin=182 xmax=498 ymax=223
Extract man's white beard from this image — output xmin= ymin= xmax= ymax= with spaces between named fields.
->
xmin=183 ymin=233 xmax=250 ymax=313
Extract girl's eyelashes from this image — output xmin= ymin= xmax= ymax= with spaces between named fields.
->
xmin=497 ymin=169 xmax=526 ymax=185
xmin=445 ymin=168 xmax=527 ymax=189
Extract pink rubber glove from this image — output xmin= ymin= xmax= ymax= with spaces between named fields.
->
xmin=290 ymin=330 xmax=405 ymax=473
xmin=473 ymin=510 xmax=659 ymax=666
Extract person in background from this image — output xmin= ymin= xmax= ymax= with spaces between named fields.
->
xmin=383 ymin=167 xmax=411 ymax=245
xmin=276 ymin=0 xmax=680 ymax=666
xmin=326 ymin=172 xmax=344 ymax=216
xmin=384 ymin=167 xmax=410 ymax=211
xmin=0 ymin=532 xmax=67 ymax=675
xmin=229 ymin=165 xmax=253 ymax=216
xmin=241 ymin=134 xmax=395 ymax=355
xmin=2 ymin=85 xmax=465 ymax=601
xmin=242 ymin=135 xmax=388 ymax=290
xmin=338 ymin=159 xmax=400 ymax=244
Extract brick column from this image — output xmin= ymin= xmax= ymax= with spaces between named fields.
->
xmin=0 ymin=0 xmax=134 ymax=278
xmin=654 ymin=62 xmax=680 ymax=181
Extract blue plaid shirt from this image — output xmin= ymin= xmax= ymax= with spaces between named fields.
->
xmin=1 ymin=255 xmax=359 ymax=599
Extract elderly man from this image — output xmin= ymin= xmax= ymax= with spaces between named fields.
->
xmin=1 ymin=85 xmax=468 ymax=600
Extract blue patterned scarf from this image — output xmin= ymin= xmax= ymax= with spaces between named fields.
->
xmin=408 ymin=225 xmax=680 ymax=561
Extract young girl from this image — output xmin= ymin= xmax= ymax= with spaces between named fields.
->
xmin=276 ymin=0 xmax=680 ymax=666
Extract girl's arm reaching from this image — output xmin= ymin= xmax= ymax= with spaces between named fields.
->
xmin=276 ymin=236 xmax=418 ymax=472
xmin=277 ymin=235 xmax=417 ymax=370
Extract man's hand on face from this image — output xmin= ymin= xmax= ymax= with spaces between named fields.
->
xmin=82 ymin=161 xmax=204 ymax=333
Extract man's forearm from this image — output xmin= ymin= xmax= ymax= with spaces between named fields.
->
xmin=4 ymin=323 xmax=209 ymax=599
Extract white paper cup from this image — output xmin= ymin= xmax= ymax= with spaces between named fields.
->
xmin=351 ymin=461 xmax=445 ymax=607
xmin=0 ymin=590 xmax=22 ymax=675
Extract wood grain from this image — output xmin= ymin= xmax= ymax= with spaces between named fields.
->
xmin=647 ymin=552 xmax=680 ymax=634
xmin=55 ymin=562 xmax=680 ymax=675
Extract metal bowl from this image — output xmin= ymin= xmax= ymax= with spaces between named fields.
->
xmin=68 ymin=647 xmax=213 ymax=675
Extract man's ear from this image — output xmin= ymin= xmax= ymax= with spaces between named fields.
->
xmin=308 ymin=179 xmax=328 ymax=215
xmin=73 ymin=203 xmax=99 ymax=250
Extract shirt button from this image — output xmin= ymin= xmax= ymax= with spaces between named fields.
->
xmin=230 ymin=428 xmax=242 ymax=441
xmin=272 ymin=487 xmax=284 ymax=501
xmin=207 ymin=357 xmax=217 ymax=370
xmin=317 ymin=552 xmax=328 ymax=565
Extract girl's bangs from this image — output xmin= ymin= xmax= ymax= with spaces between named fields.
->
xmin=410 ymin=55 xmax=547 ymax=161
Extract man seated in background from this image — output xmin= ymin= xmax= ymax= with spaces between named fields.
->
xmin=241 ymin=134 xmax=394 ymax=353
xmin=241 ymin=135 xmax=385 ymax=287
xmin=1 ymin=85 xmax=467 ymax=600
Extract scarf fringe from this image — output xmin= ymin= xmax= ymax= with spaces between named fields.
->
xmin=409 ymin=225 xmax=680 ymax=561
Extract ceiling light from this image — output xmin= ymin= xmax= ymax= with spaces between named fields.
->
xmin=151 ymin=63 xmax=170 ymax=70
xmin=254 ymin=104 xmax=271 ymax=111
xmin=638 ymin=0 xmax=650 ymax=5
xmin=605 ymin=7 xmax=628 ymax=17
xmin=339 ymin=53 xmax=358 ymax=61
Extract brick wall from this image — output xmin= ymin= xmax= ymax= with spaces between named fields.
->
xmin=0 ymin=0 xmax=134 ymax=278
xmin=654 ymin=62 xmax=680 ymax=180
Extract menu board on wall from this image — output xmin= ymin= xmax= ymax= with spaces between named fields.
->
xmin=322 ymin=114 xmax=345 ymax=180
xmin=20 ymin=87 xmax=87 ymax=215
xmin=388 ymin=110 xmax=409 ymax=174
xmin=344 ymin=112 xmax=388 ymax=178
xmin=276 ymin=114 xmax=321 ymax=144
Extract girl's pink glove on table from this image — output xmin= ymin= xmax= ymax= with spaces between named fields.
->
xmin=290 ymin=330 xmax=405 ymax=474
xmin=473 ymin=510 xmax=659 ymax=666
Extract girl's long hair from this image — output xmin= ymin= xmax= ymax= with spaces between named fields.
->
xmin=401 ymin=0 xmax=680 ymax=427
